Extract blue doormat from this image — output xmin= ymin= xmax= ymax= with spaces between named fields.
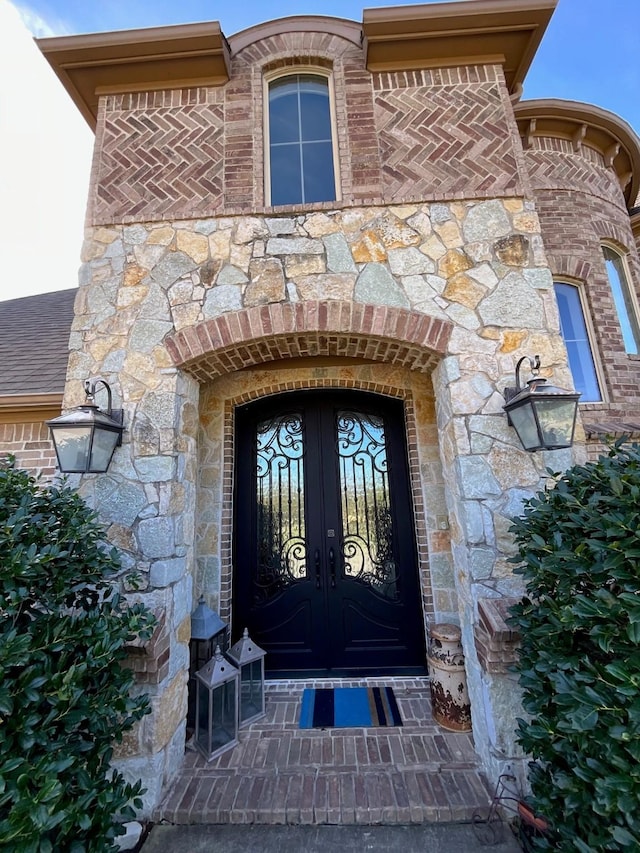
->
xmin=299 ymin=686 xmax=403 ymax=729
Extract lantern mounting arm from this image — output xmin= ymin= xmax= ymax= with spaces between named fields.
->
xmin=84 ymin=377 xmax=112 ymax=413
xmin=84 ymin=377 xmax=124 ymax=443
xmin=504 ymin=355 xmax=541 ymax=403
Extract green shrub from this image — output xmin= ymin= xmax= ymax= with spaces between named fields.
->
xmin=0 ymin=458 xmax=156 ymax=852
xmin=509 ymin=442 xmax=640 ymax=851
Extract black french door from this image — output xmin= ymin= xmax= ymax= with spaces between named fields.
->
xmin=233 ymin=390 xmax=426 ymax=676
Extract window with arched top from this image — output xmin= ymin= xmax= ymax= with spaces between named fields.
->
xmin=554 ymin=281 xmax=602 ymax=402
xmin=265 ymin=72 xmax=339 ymax=207
xmin=602 ymin=244 xmax=640 ymax=355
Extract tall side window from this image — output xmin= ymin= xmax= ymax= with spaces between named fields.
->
xmin=267 ymin=73 xmax=337 ymax=207
xmin=603 ymin=245 xmax=640 ymax=355
xmin=554 ymin=282 xmax=602 ymax=402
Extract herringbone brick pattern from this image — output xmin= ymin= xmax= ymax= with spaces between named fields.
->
xmin=156 ymin=677 xmax=492 ymax=825
xmin=373 ymin=76 xmax=519 ymax=201
xmin=94 ymin=99 xmax=224 ymax=224
xmin=525 ymin=147 xmax=625 ymax=210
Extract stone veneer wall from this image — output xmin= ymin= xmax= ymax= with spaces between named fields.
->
xmin=522 ymin=135 xmax=640 ymax=462
xmin=0 ymin=420 xmax=57 ymax=477
xmin=68 ymin=192 xmax=582 ymax=804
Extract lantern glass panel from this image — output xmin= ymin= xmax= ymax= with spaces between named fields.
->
xmin=190 ymin=638 xmax=215 ymax=673
xmin=51 ymin=426 xmax=92 ymax=472
xmin=196 ymin=679 xmax=237 ymax=758
xmin=508 ymin=402 xmax=539 ymax=451
xmin=196 ymin=679 xmax=212 ymax=755
xmin=240 ymin=660 xmax=263 ymax=722
xmin=533 ymin=399 xmax=576 ymax=449
xmin=212 ymin=680 xmax=237 ymax=752
xmin=89 ymin=427 xmax=120 ymax=472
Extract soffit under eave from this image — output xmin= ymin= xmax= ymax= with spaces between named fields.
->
xmin=37 ymin=22 xmax=231 ymax=131
xmin=0 ymin=394 xmax=62 ymax=425
xmin=362 ymin=0 xmax=557 ymax=93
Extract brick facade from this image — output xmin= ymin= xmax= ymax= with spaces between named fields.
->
xmin=373 ymin=66 xmax=525 ymax=202
xmin=0 ymin=420 xmax=57 ymax=477
xmin=89 ymin=30 xmax=528 ymax=225
xmin=32 ymin=2 xmax=640 ymax=818
xmin=521 ymin=135 xmax=640 ymax=461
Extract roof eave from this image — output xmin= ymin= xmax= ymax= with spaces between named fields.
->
xmin=514 ymin=98 xmax=640 ymax=210
xmin=0 ymin=393 xmax=63 ymax=425
xmin=37 ymin=21 xmax=231 ymax=131
xmin=362 ymin=0 xmax=557 ymax=93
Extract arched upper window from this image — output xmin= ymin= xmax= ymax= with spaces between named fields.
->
xmin=554 ymin=281 xmax=602 ymax=402
xmin=602 ymin=244 xmax=640 ymax=355
xmin=266 ymin=73 xmax=338 ymax=207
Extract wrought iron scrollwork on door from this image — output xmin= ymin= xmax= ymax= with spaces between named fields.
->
xmin=254 ymin=413 xmax=306 ymax=602
xmin=336 ymin=410 xmax=400 ymax=601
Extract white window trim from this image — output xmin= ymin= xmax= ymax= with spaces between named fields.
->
xmin=601 ymin=240 xmax=640 ymax=356
xmin=554 ymin=277 xmax=608 ymax=404
xmin=263 ymin=66 xmax=341 ymax=208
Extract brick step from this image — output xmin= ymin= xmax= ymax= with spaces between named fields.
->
xmin=154 ymin=679 xmax=487 ymax=826
xmin=156 ymin=766 xmax=493 ymax=825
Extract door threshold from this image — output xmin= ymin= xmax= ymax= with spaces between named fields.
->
xmin=266 ymin=667 xmax=429 ymax=681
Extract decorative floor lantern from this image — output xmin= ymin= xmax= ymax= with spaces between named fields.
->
xmin=226 ymin=628 xmax=267 ymax=726
xmin=194 ymin=646 xmax=239 ymax=761
xmin=188 ymin=596 xmax=228 ymax=729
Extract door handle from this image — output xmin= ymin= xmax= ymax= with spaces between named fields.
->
xmin=329 ymin=547 xmax=336 ymax=589
xmin=314 ymin=548 xmax=321 ymax=589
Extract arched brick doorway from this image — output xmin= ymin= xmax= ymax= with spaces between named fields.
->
xmin=167 ymin=301 xmax=453 ymax=674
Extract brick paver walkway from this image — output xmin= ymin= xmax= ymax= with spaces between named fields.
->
xmin=155 ymin=677 xmax=494 ymax=825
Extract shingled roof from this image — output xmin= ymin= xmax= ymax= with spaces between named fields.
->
xmin=0 ymin=289 xmax=76 ymax=397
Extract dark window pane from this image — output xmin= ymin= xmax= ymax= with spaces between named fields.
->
xmin=555 ymin=282 xmax=601 ymax=402
xmin=268 ymin=74 xmax=336 ymax=206
xmin=270 ymin=78 xmax=300 ymax=97
xmin=269 ymin=91 xmax=299 ymax=145
xmin=270 ymin=143 xmax=302 ymax=206
xmin=603 ymin=246 xmax=640 ymax=355
xmin=297 ymin=75 xmax=330 ymax=95
xmin=300 ymin=90 xmax=332 ymax=142
xmin=301 ymin=141 xmax=335 ymax=203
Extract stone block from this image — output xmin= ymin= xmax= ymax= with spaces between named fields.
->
xmin=115 ymin=821 xmax=143 ymax=851
xmin=150 ymin=251 xmax=197 ymax=287
xmin=150 ymin=557 xmax=186 ymax=587
xmin=144 ymin=670 xmax=188 ymax=753
xmin=112 ymin=751 xmax=166 ymax=819
xmin=354 ymin=263 xmax=409 ymax=307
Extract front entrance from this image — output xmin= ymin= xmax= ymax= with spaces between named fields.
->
xmin=233 ymin=390 xmax=426 ymax=676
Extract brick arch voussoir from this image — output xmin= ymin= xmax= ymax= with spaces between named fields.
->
xmin=165 ymin=301 xmax=452 ymax=382
xmin=235 ymin=32 xmax=360 ymax=69
xmin=546 ymin=253 xmax=593 ymax=283
xmin=592 ymin=219 xmax=635 ymax=253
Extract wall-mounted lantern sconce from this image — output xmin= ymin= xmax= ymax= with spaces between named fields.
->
xmin=46 ymin=378 xmax=124 ymax=473
xmin=503 ymin=356 xmax=580 ymax=452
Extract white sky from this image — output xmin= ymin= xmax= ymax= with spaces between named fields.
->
xmin=1 ymin=0 xmax=639 ymax=304
xmin=0 ymin=0 xmax=93 ymax=302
